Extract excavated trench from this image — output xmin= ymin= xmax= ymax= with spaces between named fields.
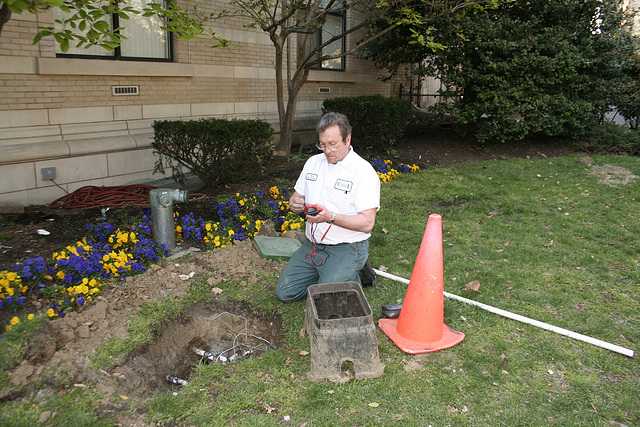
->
xmin=116 ymin=300 xmax=284 ymax=398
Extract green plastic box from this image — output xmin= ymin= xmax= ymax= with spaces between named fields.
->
xmin=253 ymin=236 xmax=301 ymax=260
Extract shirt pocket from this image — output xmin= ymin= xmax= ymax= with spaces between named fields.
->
xmin=331 ymin=186 xmax=357 ymax=215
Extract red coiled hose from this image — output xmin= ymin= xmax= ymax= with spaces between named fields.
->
xmin=48 ymin=185 xmax=205 ymax=209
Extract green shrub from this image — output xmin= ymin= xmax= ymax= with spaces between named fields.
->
xmin=152 ymin=118 xmax=274 ymax=187
xmin=322 ymin=95 xmax=412 ymax=153
xmin=581 ymin=123 xmax=640 ymax=156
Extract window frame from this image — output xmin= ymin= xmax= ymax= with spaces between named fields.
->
xmin=54 ymin=8 xmax=174 ymax=62
xmin=310 ymin=7 xmax=346 ymax=71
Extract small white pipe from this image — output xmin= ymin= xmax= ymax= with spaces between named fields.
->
xmin=374 ymin=269 xmax=635 ymax=358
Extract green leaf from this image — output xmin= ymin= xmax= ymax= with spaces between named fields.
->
xmin=7 ymin=0 xmax=31 ymax=13
xmin=60 ymin=38 xmax=70 ymax=53
xmin=94 ymin=20 xmax=110 ymax=33
xmin=33 ymin=29 xmax=52 ymax=44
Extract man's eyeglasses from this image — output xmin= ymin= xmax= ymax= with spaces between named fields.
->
xmin=316 ymin=142 xmax=340 ymax=151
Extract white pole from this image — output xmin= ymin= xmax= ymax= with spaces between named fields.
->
xmin=374 ymin=269 xmax=635 ymax=358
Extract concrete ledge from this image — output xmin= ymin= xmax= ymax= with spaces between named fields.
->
xmin=0 ymin=132 xmax=158 ymax=165
xmin=67 ymin=135 xmax=139 ymax=156
xmin=0 ymin=124 xmax=61 ymax=140
xmin=308 ymin=70 xmax=358 ymax=83
xmin=3 ymin=141 xmax=70 ymax=164
xmin=0 ymin=135 xmax=64 ymax=148
xmin=38 ymin=57 xmax=195 ymax=77
xmin=133 ymin=133 xmax=154 ymax=148
xmin=61 ymin=121 xmax=129 ymax=139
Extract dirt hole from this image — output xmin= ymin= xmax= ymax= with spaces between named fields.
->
xmin=115 ymin=299 xmax=283 ymax=398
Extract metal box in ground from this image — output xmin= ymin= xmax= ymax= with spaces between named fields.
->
xmin=252 ymin=236 xmax=301 ymax=260
xmin=305 ymin=282 xmax=385 ymax=382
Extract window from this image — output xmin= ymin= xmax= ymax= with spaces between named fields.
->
xmin=317 ymin=13 xmax=345 ymax=70
xmin=301 ymin=1 xmax=346 ymax=71
xmin=53 ymin=0 xmax=172 ymax=61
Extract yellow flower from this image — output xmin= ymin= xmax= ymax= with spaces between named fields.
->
xmin=27 ymin=314 xmax=34 ymax=320
xmin=270 ymin=186 xmax=280 ymax=199
xmin=10 ymin=316 xmax=19 ymax=326
xmin=74 ymin=284 xmax=89 ymax=295
xmin=6 ymin=272 xmax=17 ymax=281
xmin=47 ymin=308 xmax=57 ymax=317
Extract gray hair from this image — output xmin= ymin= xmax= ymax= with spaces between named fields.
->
xmin=316 ymin=112 xmax=352 ymax=141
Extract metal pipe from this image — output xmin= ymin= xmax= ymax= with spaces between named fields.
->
xmin=374 ymin=269 xmax=635 ymax=358
xmin=149 ymin=188 xmax=189 ymax=253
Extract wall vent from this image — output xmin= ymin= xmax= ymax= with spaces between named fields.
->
xmin=318 ymin=87 xmax=331 ymax=94
xmin=112 ymin=85 xmax=140 ymax=96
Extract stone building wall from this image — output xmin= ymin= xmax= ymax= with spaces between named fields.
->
xmin=0 ymin=2 xmax=406 ymax=206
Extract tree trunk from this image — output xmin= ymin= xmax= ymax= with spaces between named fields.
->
xmin=273 ymin=31 xmax=312 ymax=155
xmin=0 ymin=2 xmax=12 ymax=37
xmin=276 ymin=66 xmax=309 ymax=154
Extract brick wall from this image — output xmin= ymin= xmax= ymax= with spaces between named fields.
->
xmin=0 ymin=0 xmax=410 ymax=206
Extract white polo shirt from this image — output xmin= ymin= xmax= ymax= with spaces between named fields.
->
xmin=294 ymin=148 xmax=381 ymax=245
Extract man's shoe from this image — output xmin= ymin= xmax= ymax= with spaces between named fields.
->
xmin=359 ymin=258 xmax=377 ymax=287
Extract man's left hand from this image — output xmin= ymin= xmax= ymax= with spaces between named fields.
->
xmin=306 ymin=204 xmax=332 ymax=224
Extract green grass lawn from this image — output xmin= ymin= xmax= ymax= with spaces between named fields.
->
xmin=3 ymin=153 xmax=639 ymax=426
xmin=144 ymin=154 xmax=638 ymax=426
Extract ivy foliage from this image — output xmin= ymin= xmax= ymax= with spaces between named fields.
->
xmin=425 ymin=0 xmax=639 ymax=142
xmin=366 ymin=0 xmax=639 ymax=143
xmin=152 ymin=118 xmax=274 ymax=187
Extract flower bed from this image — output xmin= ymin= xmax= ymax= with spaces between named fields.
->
xmin=1 ymin=160 xmax=419 ymax=336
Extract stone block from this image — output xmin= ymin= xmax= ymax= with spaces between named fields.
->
xmin=0 ymin=109 xmax=49 ymax=128
xmin=49 ymin=106 xmax=113 ymax=125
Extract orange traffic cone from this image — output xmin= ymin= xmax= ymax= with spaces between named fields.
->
xmin=379 ymin=214 xmax=465 ymax=354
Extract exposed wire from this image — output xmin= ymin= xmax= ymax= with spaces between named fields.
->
xmin=203 ymin=312 xmax=275 ymax=364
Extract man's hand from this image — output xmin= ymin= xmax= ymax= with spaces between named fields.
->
xmin=289 ymin=191 xmax=305 ymax=214
xmin=305 ymin=204 xmax=332 ymax=224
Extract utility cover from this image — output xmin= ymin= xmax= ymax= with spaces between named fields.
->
xmin=253 ymin=236 xmax=301 ymax=260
